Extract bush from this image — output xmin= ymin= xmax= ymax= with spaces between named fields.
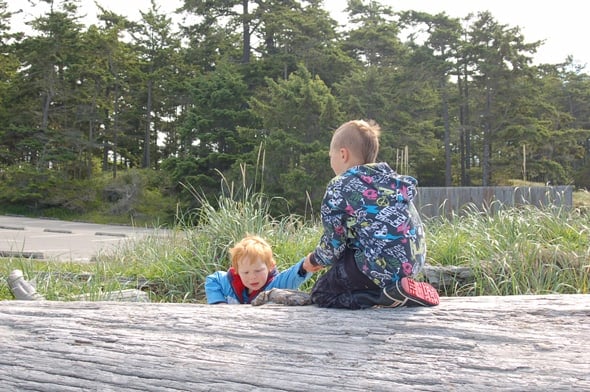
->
xmin=0 ymin=166 xmax=176 ymax=225
xmin=0 ymin=164 xmax=56 ymax=209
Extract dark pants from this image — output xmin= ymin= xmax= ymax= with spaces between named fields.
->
xmin=310 ymin=249 xmax=391 ymax=309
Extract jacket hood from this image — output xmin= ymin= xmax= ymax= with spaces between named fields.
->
xmin=345 ymin=162 xmax=418 ymax=202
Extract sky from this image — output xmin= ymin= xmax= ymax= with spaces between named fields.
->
xmin=8 ymin=0 xmax=589 ymax=68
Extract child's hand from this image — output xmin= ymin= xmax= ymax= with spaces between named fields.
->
xmin=303 ymin=254 xmax=323 ymax=273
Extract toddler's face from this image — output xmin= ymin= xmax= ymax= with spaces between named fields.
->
xmin=237 ymin=257 xmax=270 ymax=292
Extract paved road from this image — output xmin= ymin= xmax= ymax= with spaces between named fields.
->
xmin=0 ymin=215 xmax=164 ymax=262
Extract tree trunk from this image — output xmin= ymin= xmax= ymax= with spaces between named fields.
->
xmin=0 ymin=294 xmax=588 ymax=391
xmin=241 ymin=0 xmax=250 ymax=63
xmin=441 ymin=79 xmax=451 ymax=186
xmin=144 ymin=78 xmax=153 ymax=168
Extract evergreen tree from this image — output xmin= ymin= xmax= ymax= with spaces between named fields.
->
xmin=341 ymin=0 xmax=406 ymax=67
xmin=400 ymin=10 xmax=462 ymax=186
xmin=248 ymin=64 xmax=342 ymax=213
xmin=165 ymin=61 xmax=258 ymax=202
xmin=0 ymin=0 xmax=23 ymax=164
xmin=13 ymin=0 xmax=86 ymax=173
xmin=463 ymin=11 xmax=540 ymax=185
xmin=128 ymin=0 xmax=182 ymax=169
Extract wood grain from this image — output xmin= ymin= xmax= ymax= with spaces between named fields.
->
xmin=0 ymin=294 xmax=588 ymax=391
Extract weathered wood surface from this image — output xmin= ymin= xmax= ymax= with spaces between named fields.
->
xmin=0 ymin=294 xmax=588 ymax=391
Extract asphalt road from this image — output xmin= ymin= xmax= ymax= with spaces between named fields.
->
xmin=0 ymin=215 xmax=164 ymax=262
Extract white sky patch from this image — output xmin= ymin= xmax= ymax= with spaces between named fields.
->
xmin=8 ymin=0 xmax=588 ymax=67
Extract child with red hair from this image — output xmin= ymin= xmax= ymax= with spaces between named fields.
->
xmin=205 ymin=234 xmax=314 ymax=304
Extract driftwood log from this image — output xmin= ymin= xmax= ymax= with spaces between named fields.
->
xmin=0 ymin=294 xmax=589 ymax=391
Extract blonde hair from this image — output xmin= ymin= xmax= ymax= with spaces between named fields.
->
xmin=230 ymin=234 xmax=275 ymax=272
xmin=331 ymin=119 xmax=381 ymax=163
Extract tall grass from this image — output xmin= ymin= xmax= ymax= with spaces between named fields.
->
xmin=2 ymin=193 xmax=589 ymax=302
xmin=0 ymin=174 xmax=320 ymax=302
xmin=426 ymin=202 xmax=590 ymax=296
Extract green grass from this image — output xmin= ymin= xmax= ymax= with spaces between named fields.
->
xmin=426 ymin=202 xmax=590 ymax=296
xmin=2 ymin=189 xmax=589 ymax=302
xmin=0 ymin=182 xmax=324 ymax=302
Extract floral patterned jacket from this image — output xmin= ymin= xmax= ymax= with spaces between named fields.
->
xmin=309 ymin=162 xmax=426 ymax=288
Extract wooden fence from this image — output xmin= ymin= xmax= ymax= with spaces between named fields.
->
xmin=415 ymin=186 xmax=573 ymax=218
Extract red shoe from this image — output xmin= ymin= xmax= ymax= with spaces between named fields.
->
xmin=383 ymin=277 xmax=439 ymax=307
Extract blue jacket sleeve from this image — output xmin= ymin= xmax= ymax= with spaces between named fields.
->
xmin=205 ymin=271 xmax=232 ymax=304
xmin=266 ymin=258 xmax=312 ymax=290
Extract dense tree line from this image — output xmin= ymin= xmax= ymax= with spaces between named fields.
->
xmin=1 ymin=0 xmax=589 ymax=220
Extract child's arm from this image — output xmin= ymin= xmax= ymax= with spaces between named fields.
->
xmin=303 ymin=254 xmax=323 ymax=272
xmin=267 ymin=258 xmax=314 ymax=290
xmin=204 ymin=271 xmax=230 ymax=304
xmin=307 ymin=176 xmax=355 ymax=268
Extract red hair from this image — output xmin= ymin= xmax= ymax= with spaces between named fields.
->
xmin=230 ymin=235 xmax=276 ymax=273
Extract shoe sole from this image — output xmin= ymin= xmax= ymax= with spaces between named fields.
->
xmin=399 ymin=277 xmax=440 ymax=306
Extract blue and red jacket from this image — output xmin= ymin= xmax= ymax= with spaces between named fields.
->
xmin=205 ymin=257 xmax=311 ymax=304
